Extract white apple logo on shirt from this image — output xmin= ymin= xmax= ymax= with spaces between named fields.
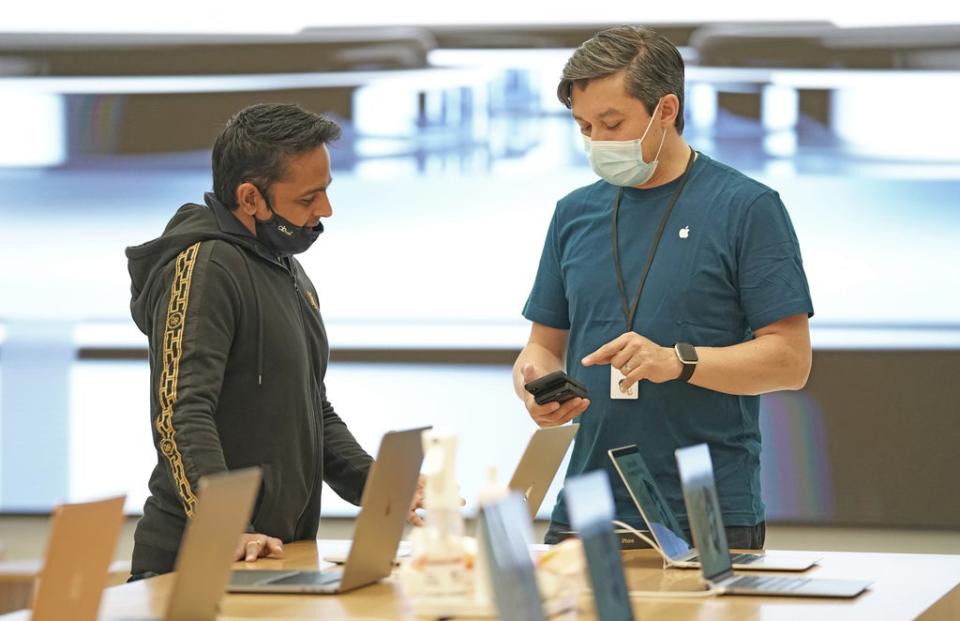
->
xmin=679 ymin=226 xmax=690 ymax=239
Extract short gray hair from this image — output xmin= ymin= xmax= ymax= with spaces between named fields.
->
xmin=557 ymin=26 xmax=686 ymax=134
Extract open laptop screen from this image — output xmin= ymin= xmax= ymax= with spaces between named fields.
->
xmin=32 ymin=495 xmax=125 ymax=621
xmin=481 ymin=492 xmax=547 ymax=621
xmin=565 ymin=471 xmax=635 ymax=621
xmin=675 ymin=444 xmax=733 ymax=581
xmin=508 ymin=424 xmax=579 ymax=519
xmin=609 ymin=445 xmax=691 ymax=560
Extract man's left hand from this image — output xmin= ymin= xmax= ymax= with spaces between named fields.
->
xmin=581 ymin=332 xmax=682 ymax=391
xmin=407 ymin=475 xmax=426 ymax=526
xmin=406 ymin=475 xmax=467 ymax=527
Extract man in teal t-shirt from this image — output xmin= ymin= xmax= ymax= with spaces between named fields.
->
xmin=513 ymin=26 xmax=814 ymax=548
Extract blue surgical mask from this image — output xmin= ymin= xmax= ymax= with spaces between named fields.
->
xmin=253 ymin=187 xmax=323 ymax=257
xmin=583 ymin=100 xmax=666 ymax=187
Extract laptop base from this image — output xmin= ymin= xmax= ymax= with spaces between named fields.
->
xmin=668 ymin=552 xmax=818 ymax=572
xmin=717 ymin=574 xmax=870 ymax=598
xmin=228 ymin=569 xmax=345 ymax=594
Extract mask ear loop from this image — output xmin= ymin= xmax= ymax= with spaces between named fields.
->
xmin=628 ymin=99 xmax=666 ymax=166
xmin=645 ymin=99 xmax=668 ymax=164
xmin=636 ymin=99 xmax=662 ymax=144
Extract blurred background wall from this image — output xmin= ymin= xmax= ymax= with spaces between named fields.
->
xmin=1 ymin=1 xmax=959 ymax=560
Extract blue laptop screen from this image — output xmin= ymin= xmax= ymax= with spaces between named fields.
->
xmin=609 ymin=446 xmax=692 ymax=560
xmin=565 ymin=471 xmax=635 ymax=621
xmin=481 ymin=492 xmax=547 ymax=621
xmin=675 ymin=444 xmax=733 ymax=581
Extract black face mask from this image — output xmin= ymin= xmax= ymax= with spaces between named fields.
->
xmin=254 ymin=189 xmax=323 ymax=257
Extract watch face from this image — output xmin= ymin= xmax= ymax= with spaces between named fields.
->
xmin=676 ymin=343 xmax=698 ymax=364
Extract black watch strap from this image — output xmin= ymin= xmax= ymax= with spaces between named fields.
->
xmin=674 ymin=342 xmax=698 ymax=383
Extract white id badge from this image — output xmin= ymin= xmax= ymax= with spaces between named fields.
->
xmin=610 ymin=367 xmax=638 ymax=400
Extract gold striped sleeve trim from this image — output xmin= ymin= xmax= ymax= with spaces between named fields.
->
xmin=155 ymin=242 xmax=202 ymax=517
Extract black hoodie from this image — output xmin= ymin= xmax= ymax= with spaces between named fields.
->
xmin=126 ymin=193 xmax=373 ymax=574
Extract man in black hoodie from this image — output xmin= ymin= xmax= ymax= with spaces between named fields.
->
xmin=125 ymin=103 xmax=381 ymax=577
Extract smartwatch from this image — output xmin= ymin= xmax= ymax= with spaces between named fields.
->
xmin=674 ymin=342 xmax=698 ymax=382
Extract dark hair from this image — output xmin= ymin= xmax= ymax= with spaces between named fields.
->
xmin=212 ymin=103 xmax=341 ymax=209
xmin=557 ymin=26 xmax=685 ymax=134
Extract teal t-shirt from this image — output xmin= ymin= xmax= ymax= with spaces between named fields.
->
xmin=523 ymin=152 xmax=814 ymax=530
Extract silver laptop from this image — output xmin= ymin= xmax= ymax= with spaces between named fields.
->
xmin=565 ymin=470 xmax=635 ymax=621
xmin=508 ymin=424 xmax=579 ymax=519
xmin=228 ymin=426 xmax=428 ymax=594
xmin=609 ymin=444 xmax=818 ymax=571
xmin=114 ymin=468 xmax=261 ymax=621
xmin=158 ymin=467 xmax=262 ymax=620
xmin=676 ymin=444 xmax=870 ymax=599
xmin=30 ymin=495 xmax=126 ymax=621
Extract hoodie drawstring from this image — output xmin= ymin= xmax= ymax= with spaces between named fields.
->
xmin=236 ymin=247 xmax=264 ymax=386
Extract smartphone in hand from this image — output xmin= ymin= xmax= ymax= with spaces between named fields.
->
xmin=524 ymin=371 xmax=588 ymax=405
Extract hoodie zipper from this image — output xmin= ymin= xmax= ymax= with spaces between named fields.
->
xmin=284 ymin=262 xmax=323 ymax=533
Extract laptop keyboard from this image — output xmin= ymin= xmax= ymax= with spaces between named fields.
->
xmin=269 ymin=571 xmax=342 ymax=586
xmin=730 ymin=575 xmax=811 ymax=592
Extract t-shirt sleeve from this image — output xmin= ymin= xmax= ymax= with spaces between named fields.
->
xmin=737 ymin=190 xmax=814 ymax=331
xmin=522 ymin=209 xmax=570 ymax=329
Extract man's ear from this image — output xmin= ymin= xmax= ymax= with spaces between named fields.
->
xmin=658 ymin=94 xmax=681 ymax=130
xmin=235 ymin=182 xmax=263 ymax=217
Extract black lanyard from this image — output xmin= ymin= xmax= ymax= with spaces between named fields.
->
xmin=611 ymin=148 xmax=696 ymax=334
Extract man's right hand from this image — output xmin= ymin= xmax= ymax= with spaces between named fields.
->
xmin=235 ymin=533 xmax=284 ymax=562
xmin=521 ymin=364 xmax=590 ymax=428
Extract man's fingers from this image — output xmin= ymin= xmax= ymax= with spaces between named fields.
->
xmin=609 ymin=345 xmax=642 ymax=372
xmin=582 ymin=335 xmax=628 ymax=366
xmin=619 ymin=367 xmax=648 ymax=392
xmin=545 ymin=400 xmax=589 ymax=426
xmin=536 ymin=400 xmax=576 ymax=426
xmin=408 ymin=496 xmax=422 ymax=512
xmin=570 ymin=398 xmax=590 ymax=419
xmin=266 ymin=538 xmax=283 ymax=557
xmin=527 ymin=398 xmax=561 ymax=422
xmin=540 ymin=398 xmax=588 ymax=426
xmin=556 ymin=399 xmax=590 ymax=424
xmin=521 ymin=363 xmax=539 ymax=382
xmin=245 ymin=539 xmax=261 ymax=562
xmin=408 ymin=490 xmax=425 ymax=522
xmin=554 ymin=397 xmax=584 ymax=418
xmin=237 ymin=534 xmax=282 ymax=561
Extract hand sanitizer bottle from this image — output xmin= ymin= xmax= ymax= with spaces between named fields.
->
xmin=418 ymin=432 xmax=467 ymax=596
